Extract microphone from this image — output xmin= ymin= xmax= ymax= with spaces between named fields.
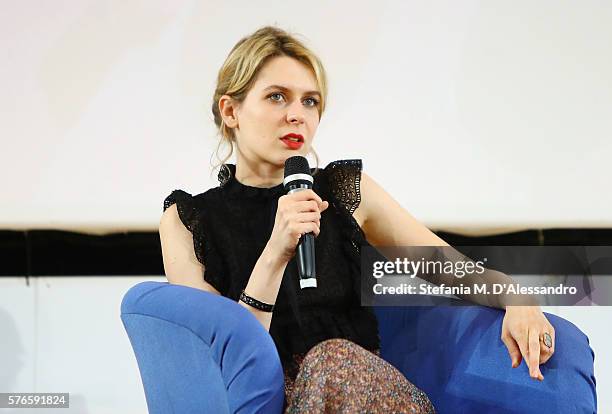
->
xmin=283 ymin=156 xmax=317 ymax=289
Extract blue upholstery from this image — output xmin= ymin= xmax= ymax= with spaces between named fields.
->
xmin=375 ymin=305 xmax=597 ymax=414
xmin=120 ymin=281 xmax=285 ymax=414
xmin=121 ymin=281 xmax=597 ymax=413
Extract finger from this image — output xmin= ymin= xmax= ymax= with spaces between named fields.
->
xmin=296 ymin=211 xmax=321 ymax=223
xmin=528 ymin=329 xmax=543 ymax=380
xmin=292 ymin=189 xmax=322 ymax=205
xmin=540 ymin=346 xmax=552 ymax=364
xmin=540 ymin=327 xmax=555 ymax=364
xmin=299 ymin=221 xmax=319 ymax=235
xmin=311 ymin=190 xmax=323 ymax=205
xmin=500 ymin=333 xmax=522 ymax=368
xmin=295 ymin=224 xmax=316 ymax=239
xmin=309 ymin=222 xmax=320 ymax=237
xmin=294 ymin=200 xmax=321 ymax=213
xmin=549 ymin=327 xmax=556 ymax=354
xmin=515 ymin=329 xmax=531 ymax=372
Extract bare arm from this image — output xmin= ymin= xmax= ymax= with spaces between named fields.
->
xmin=160 ymin=204 xmax=221 ymax=294
xmin=238 ymin=244 xmax=288 ymax=331
xmin=159 ymin=203 xmax=288 ymax=331
xmin=357 ymin=172 xmax=527 ymax=309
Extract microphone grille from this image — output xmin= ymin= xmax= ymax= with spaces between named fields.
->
xmin=284 ymin=156 xmax=310 ymax=177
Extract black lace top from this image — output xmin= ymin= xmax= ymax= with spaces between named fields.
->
xmin=163 ymin=159 xmax=380 ymax=372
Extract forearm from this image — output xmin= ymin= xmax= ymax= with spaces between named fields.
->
xmin=426 ymin=247 xmax=539 ymax=309
xmin=239 ymin=244 xmax=287 ymax=331
xmin=451 ymin=267 xmax=530 ymax=309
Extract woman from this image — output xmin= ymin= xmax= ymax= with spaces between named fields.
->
xmin=160 ymin=26 xmax=555 ymax=413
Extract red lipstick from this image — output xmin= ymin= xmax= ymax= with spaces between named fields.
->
xmin=280 ymin=133 xmax=304 ymax=150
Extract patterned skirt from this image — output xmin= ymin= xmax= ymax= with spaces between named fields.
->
xmin=282 ymin=338 xmax=436 ymax=413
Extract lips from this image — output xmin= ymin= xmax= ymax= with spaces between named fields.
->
xmin=281 ymin=133 xmax=304 ymax=142
xmin=280 ymin=133 xmax=304 ymax=150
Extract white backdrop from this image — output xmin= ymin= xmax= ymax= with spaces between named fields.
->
xmin=1 ymin=0 xmax=611 ymax=232
xmin=0 ymin=1 xmax=609 ymax=412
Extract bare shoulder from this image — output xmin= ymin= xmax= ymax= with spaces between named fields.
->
xmin=159 ymin=204 xmax=220 ymax=295
xmin=159 ymin=203 xmax=201 ymax=269
xmin=355 ymin=171 xmax=449 ymax=247
xmin=352 ymin=202 xmax=366 ymax=228
xmin=160 ymin=204 xmax=189 ymax=237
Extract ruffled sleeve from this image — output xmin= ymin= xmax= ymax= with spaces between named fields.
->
xmin=324 ymin=159 xmax=362 ymax=215
xmin=323 ymin=159 xmax=368 ymax=254
xmin=162 ymin=189 xmax=228 ymax=295
xmin=320 ymin=160 xmax=374 ymax=301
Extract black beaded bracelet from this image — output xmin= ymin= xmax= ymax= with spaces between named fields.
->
xmin=239 ymin=290 xmax=275 ymax=313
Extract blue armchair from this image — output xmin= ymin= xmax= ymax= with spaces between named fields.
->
xmin=121 ymin=281 xmax=597 ymax=413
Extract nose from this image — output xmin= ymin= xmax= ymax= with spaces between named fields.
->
xmin=287 ymin=113 xmax=305 ymax=124
xmin=287 ymin=103 xmax=306 ymax=124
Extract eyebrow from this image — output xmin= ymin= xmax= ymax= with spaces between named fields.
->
xmin=262 ymin=84 xmax=321 ymax=98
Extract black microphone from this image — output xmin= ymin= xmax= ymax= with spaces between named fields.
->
xmin=283 ymin=156 xmax=317 ymax=289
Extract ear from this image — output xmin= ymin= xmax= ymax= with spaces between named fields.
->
xmin=218 ymin=95 xmax=240 ymax=128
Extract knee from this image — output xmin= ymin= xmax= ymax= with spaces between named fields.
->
xmin=311 ymin=337 xmax=354 ymax=351
xmin=303 ymin=338 xmax=362 ymax=365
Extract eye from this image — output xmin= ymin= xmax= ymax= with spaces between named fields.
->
xmin=268 ymin=93 xmax=285 ymax=103
xmin=304 ymin=97 xmax=320 ymax=107
xmin=268 ymin=92 xmax=319 ymax=108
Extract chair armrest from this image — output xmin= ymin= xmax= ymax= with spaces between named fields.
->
xmin=121 ymin=281 xmax=284 ymax=414
xmin=375 ymin=303 xmax=597 ymax=414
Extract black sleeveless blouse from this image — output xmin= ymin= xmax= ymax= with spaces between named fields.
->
xmin=163 ymin=159 xmax=380 ymax=371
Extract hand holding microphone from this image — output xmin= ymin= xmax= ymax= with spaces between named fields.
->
xmin=266 ymin=156 xmax=327 ymax=288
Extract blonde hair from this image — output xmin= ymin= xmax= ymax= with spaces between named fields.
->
xmin=210 ymin=26 xmax=327 ymax=180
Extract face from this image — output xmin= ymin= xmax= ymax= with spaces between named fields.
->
xmin=220 ymin=55 xmax=321 ymax=168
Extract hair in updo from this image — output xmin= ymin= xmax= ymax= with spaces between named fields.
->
xmin=210 ymin=26 xmax=327 ymax=178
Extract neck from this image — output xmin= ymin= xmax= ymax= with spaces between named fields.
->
xmin=234 ymin=159 xmax=284 ymax=188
